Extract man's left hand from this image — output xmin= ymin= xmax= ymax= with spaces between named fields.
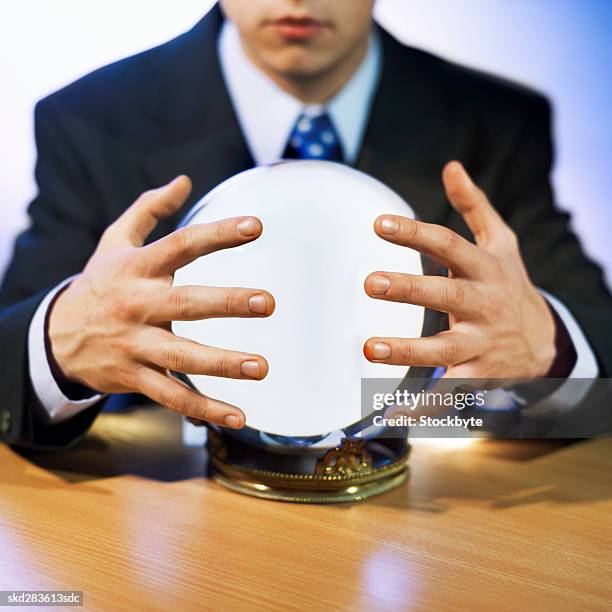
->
xmin=364 ymin=161 xmax=556 ymax=380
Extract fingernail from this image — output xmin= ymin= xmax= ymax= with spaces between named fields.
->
xmin=237 ymin=217 xmax=258 ymax=237
xmin=241 ymin=360 xmax=260 ymax=378
xmin=224 ymin=414 xmax=242 ymax=428
xmin=371 ymin=275 xmax=391 ymax=295
xmin=373 ymin=342 xmax=392 ymax=360
xmin=380 ymin=217 xmax=399 ymax=235
xmin=248 ymin=294 xmax=268 ymax=314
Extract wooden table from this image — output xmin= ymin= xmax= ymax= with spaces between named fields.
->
xmin=1 ymin=406 xmax=611 ymax=611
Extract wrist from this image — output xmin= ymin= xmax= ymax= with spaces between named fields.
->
xmin=543 ymin=298 xmax=578 ymax=378
xmin=47 ymin=278 xmax=89 ymax=388
xmin=528 ymin=291 xmax=557 ymax=378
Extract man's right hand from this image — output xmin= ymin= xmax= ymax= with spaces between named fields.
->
xmin=48 ymin=175 xmax=275 ymax=429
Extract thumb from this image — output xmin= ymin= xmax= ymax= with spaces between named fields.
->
xmin=102 ymin=175 xmax=192 ymax=248
xmin=442 ymin=161 xmax=504 ymax=247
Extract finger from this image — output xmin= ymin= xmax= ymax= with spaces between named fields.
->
xmin=103 ymin=176 xmax=192 ymax=248
xmin=373 ymin=215 xmax=487 ymax=279
xmin=146 ymin=333 xmax=269 ymax=380
xmin=442 ymin=161 xmax=508 ymax=247
xmin=136 ymin=367 xmax=246 ymax=428
xmin=148 ymin=286 xmax=276 ymax=322
xmin=364 ymin=332 xmax=479 ymax=367
xmin=364 ymin=272 xmax=480 ymax=318
xmin=143 ymin=216 xmax=262 ymax=275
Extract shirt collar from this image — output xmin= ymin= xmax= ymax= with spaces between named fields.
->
xmin=218 ymin=20 xmax=382 ymax=166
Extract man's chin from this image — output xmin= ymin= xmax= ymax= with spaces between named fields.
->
xmin=263 ymin=49 xmax=334 ymax=81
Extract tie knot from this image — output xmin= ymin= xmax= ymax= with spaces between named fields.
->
xmin=283 ymin=113 xmax=344 ymax=163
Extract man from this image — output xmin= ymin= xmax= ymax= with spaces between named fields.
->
xmin=0 ymin=0 xmax=610 ymax=449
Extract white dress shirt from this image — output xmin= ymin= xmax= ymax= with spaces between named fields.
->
xmin=218 ymin=21 xmax=382 ymax=165
xmin=28 ymin=20 xmax=598 ymax=425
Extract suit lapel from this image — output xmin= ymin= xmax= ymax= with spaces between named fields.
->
xmin=142 ymin=4 xmax=253 ymax=226
xmin=357 ymin=29 xmax=457 ymax=225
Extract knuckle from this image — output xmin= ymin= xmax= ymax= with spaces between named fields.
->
xmin=441 ymin=338 xmax=461 ymax=365
xmin=163 ymin=348 xmax=190 ymax=373
xmin=488 ymin=290 xmax=507 ymax=321
xmin=169 ymin=289 xmax=186 ymax=318
xmin=108 ymin=291 xmax=140 ymax=322
xmin=170 ymin=288 xmax=192 ymax=319
xmin=445 ymin=281 xmax=466 ymax=309
xmin=195 ymin=396 xmax=212 ymax=422
xmin=170 ymin=227 xmax=193 ymax=254
xmin=164 ymin=391 xmax=186 ymax=415
xmin=223 ymin=291 xmax=235 ymax=315
xmin=136 ymin=188 xmax=158 ymax=205
xmin=438 ymin=227 xmax=459 ymax=254
xmin=212 ymin=355 xmax=233 ymax=378
xmin=115 ymin=366 xmax=134 ymax=392
xmin=398 ymin=341 xmax=413 ymax=364
xmin=399 ymin=276 xmax=419 ymax=302
xmin=132 ymin=366 xmax=150 ymax=393
xmin=405 ymin=220 xmax=420 ymax=243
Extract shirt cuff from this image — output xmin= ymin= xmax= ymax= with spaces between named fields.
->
xmin=541 ymin=291 xmax=599 ymax=379
xmin=28 ymin=277 xmax=106 ymax=424
xmin=527 ymin=290 xmax=600 ymax=412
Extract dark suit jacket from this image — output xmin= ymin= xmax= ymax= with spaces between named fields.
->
xmin=1 ymin=5 xmax=611 ymax=448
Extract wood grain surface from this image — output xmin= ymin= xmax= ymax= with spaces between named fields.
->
xmin=1 ymin=406 xmax=611 ymax=611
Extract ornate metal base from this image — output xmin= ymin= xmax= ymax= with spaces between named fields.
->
xmin=206 ymin=428 xmax=410 ymax=504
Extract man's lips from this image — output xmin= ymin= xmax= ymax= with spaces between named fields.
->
xmin=269 ymin=17 xmax=328 ymax=40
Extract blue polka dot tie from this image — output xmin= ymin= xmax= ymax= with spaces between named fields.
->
xmin=283 ymin=112 xmax=345 ymax=163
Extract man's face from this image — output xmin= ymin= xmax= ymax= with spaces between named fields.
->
xmin=220 ymin=0 xmax=375 ymax=80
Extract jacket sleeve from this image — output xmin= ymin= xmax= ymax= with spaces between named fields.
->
xmin=0 ymin=96 xmax=106 ymax=449
xmin=491 ymin=95 xmax=612 ymax=377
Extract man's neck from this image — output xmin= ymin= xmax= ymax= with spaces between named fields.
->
xmin=239 ymin=36 xmax=371 ymax=105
